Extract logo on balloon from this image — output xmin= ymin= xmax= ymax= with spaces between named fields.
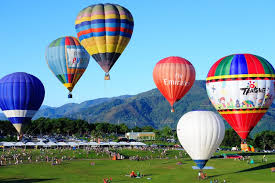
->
xmin=163 ymin=79 xmax=190 ymax=86
xmin=240 ymin=81 xmax=266 ymax=95
xmin=162 ymin=73 xmax=190 ymax=86
xmin=72 ymin=57 xmax=87 ymax=64
xmin=248 ymin=81 xmax=256 ymax=88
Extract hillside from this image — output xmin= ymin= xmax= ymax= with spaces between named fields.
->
xmin=65 ymin=80 xmax=275 ymax=137
xmin=0 ymin=80 xmax=274 ymax=136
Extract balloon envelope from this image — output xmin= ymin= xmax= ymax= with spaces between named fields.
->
xmin=75 ymin=3 xmax=134 ymax=79
xmin=45 ymin=36 xmax=90 ymax=97
xmin=153 ymin=56 xmax=195 ymax=112
xmin=177 ymin=111 xmax=225 ymax=169
xmin=206 ymin=54 xmax=275 ymax=140
xmin=0 ymin=72 xmax=45 ymax=134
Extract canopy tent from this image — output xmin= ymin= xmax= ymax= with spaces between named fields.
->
xmin=14 ymin=142 xmax=25 ymax=146
xmin=99 ymin=142 xmax=110 ymax=146
xmin=46 ymin=142 xmax=57 ymax=147
xmin=36 ymin=142 xmax=46 ymax=146
xmin=78 ymin=142 xmax=88 ymax=146
xmin=57 ymin=142 xmax=68 ymax=146
xmin=68 ymin=142 xmax=78 ymax=147
xmin=109 ymin=142 xmax=119 ymax=146
xmin=87 ymin=142 xmax=98 ymax=146
xmin=118 ymin=142 xmax=130 ymax=146
xmin=0 ymin=141 xmax=147 ymax=148
xmin=1 ymin=142 xmax=15 ymax=147
xmin=25 ymin=142 xmax=36 ymax=146
xmin=130 ymin=142 xmax=147 ymax=146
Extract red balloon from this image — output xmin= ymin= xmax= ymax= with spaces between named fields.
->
xmin=153 ymin=56 xmax=196 ymax=112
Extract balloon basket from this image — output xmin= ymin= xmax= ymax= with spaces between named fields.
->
xmin=17 ymin=134 xmax=23 ymax=141
xmin=68 ymin=93 xmax=72 ymax=98
xmin=171 ymin=108 xmax=175 ymax=113
xmin=104 ymin=73 xmax=110 ymax=80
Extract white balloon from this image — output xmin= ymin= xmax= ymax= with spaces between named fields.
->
xmin=177 ymin=111 xmax=225 ymax=169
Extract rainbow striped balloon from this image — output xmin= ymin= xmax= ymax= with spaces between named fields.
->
xmin=45 ymin=36 xmax=90 ymax=98
xmin=206 ymin=53 xmax=275 ymax=140
xmin=207 ymin=54 xmax=275 ymax=80
xmin=75 ymin=3 xmax=134 ymax=79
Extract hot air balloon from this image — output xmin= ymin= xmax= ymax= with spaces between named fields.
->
xmin=75 ymin=3 xmax=134 ymax=80
xmin=153 ymin=56 xmax=196 ymax=112
xmin=206 ymin=54 xmax=275 ymax=141
xmin=0 ymin=72 xmax=45 ymax=137
xmin=177 ymin=111 xmax=225 ymax=170
xmin=45 ymin=36 xmax=90 ymax=98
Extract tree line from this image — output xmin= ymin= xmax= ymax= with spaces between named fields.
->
xmin=221 ymin=129 xmax=275 ymax=150
xmin=0 ymin=117 xmax=274 ymax=150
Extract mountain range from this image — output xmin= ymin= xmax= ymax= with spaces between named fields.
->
xmin=0 ymin=80 xmax=274 ymax=137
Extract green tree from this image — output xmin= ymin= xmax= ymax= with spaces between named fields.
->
xmin=253 ymin=131 xmax=275 ymax=150
xmin=117 ymin=124 xmax=129 ymax=134
xmin=153 ymin=129 xmax=161 ymax=140
xmin=221 ymin=129 xmax=240 ymax=147
xmin=161 ymin=126 xmax=173 ymax=140
xmin=132 ymin=126 xmax=142 ymax=132
xmin=142 ymin=125 xmax=154 ymax=132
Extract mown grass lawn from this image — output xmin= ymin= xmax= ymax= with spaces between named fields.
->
xmin=0 ymin=154 xmax=274 ymax=183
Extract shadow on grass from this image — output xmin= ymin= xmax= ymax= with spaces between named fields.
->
xmin=0 ymin=178 xmax=58 ymax=183
xmin=238 ymin=152 xmax=275 ymax=156
xmin=235 ymin=162 xmax=275 ymax=173
xmin=208 ymin=162 xmax=275 ymax=178
xmin=208 ymin=173 xmax=228 ymax=178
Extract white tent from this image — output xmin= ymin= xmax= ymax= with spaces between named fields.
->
xmin=109 ymin=142 xmax=119 ymax=146
xmin=25 ymin=142 xmax=36 ymax=146
xmin=118 ymin=142 xmax=130 ymax=146
xmin=87 ymin=142 xmax=98 ymax=146
xmin=99 ymin=142 xmax=110 ymax=146
xmin=78 ymin=142 xmax=88 ymax=146
xmin=14 ymin=142 xmax=25 ymax=146
xmin=46 ymin=142 xmax=57 ymax=147
xmin=57 ymin=142 xmax=68 ymax=146
xmin=2 ymin=142 xmax=15 ymax=147
xmin=130 ymin=142 xmax=147 ymax=146
xmin=67 ymin=142 xmax=78 ymax=147
xmin=36 ymin=142 xmax=46 ymax=146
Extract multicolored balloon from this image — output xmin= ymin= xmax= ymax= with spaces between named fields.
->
xmin=177 ymin=111 xmax=225 ymax=170
xmin=206 ymin=54 xmax=275 ymax=140
xmin=153 ymin=56 xmax=196 ymax=112
xmin=75 ymin=3 xmax=134 ymax=80
xmin=0 ymin=72 xmax=45 ymax=134
xmin=45 ymin=36 xmax=90 ymax=98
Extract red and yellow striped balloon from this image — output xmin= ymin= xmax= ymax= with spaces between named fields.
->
xmin=75 ymin=3 xmax=134 ymax=80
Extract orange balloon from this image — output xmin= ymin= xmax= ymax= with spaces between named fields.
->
xmin=153 ymin=56 xmax=196 ymax=112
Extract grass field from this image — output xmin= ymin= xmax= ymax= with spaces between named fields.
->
xmin=0 ymin=154 xmax=274 ymax=183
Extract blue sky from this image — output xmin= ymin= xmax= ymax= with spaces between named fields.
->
xmin=0 ymin=0 xmax=274 ymax=107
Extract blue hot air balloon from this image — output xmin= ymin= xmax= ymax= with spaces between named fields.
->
xmin=0 ymin=72 xmax=45 ymax=135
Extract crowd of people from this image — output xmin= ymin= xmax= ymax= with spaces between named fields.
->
xmin=0 ymin=146 xmax=185 ymax=166
xmin=0 ymin=148 xmax=73 ymax=166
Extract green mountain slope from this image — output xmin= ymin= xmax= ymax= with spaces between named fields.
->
xmin=65 ymin=80 xmax=274 ymax=136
